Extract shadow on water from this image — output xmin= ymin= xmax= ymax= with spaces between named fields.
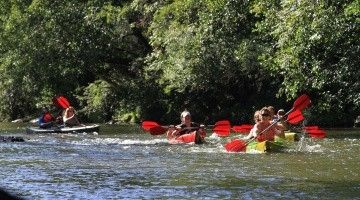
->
xmin=0 ymin=188 xmax=22 ymax=200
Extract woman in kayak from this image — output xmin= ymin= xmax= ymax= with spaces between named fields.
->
xmin=245 ymin=108 xmax=285 ymax=142
xmin=166 ymin=110 xmax=206 ymax=144
xmin=63 ymin=106 xmax=81 ymax=127
xmin=244 ymin=110 xmax=261 ymax=140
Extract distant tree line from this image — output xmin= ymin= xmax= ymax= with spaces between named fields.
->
xmin=0 ymin=0 xmax=358 ymax=127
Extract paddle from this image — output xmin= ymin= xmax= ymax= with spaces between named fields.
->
xmin=142 ymin=121 xmax=161 ymax=131
xmin=287 ymin=109 xmax=304 ymax=124
xmin=53 ymin=95 xmax=70 ymax=109
xmin=212 ymin=120 xmax=231 ymax=137
xmin=214 ymin=120 xmax=231 ymax=127
xmin=304 ymin=126 xmax=326 ymax=138
xmin=305 ymin=126 xmax=320 ymax=130
xmin=306 ymin=129 xmax=326 ymax=138
xmin=232 ymin=124 xmax=253 ymax=135
xmin=142 ymin=120 xmax=231 ymax=136
xmin=225 ymin=94 xmax=311 ymax=152
xmin=231 ymin=110 xmax=304 ymax=135
xmin=292 ymin=94 xmax=311 ymax=111
xmin=149 ymin=125 xmax=169 ymax=135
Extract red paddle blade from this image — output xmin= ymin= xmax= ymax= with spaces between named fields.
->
xmin=306 ymin=129 xmax=326 ymax=138
xmin=305 ymin=126 xmax=319 ymax=130
xmin=225 ymin=139 xmax=247 ymax=152
xmin=287 ymin=110 xmax=304 ymax=124
xmin=53 ymin=96 xmax=70 ymax=109
xmin=149 ymin=126 xmax=168 ymax=135
xmin=215 ymin=120 xmax=231 ymax=126
xmin=293 ymin=94 xmax=311 ymax=111
xmin=142 ymin=121 xmax=160 ymax=131
xmin=232 ymin=124 xmax=253 ymax=134
xmin=213 ymin=125 xmax=230 ymax=137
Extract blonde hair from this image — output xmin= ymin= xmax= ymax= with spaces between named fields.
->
xmin=254 ymin=110 xmax=261 ymax=123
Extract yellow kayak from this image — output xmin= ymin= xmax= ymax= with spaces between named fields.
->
xmin=246 ymin=140 xmax=285 ymax=153
xmin=275 ymin=131 xmax=299 ymax=142
xmin=246 ymin=132 xmax=298 ymax=153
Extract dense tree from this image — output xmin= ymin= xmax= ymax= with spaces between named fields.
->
xmin=0 ymin=0 xmax=154 ymax=122
xmin=0 ymin=0 xmax=358 ymax=126
xmin=146 ymin=0 xmax=283 ymax=123
xmin=252 ymin=0 xmax=359 ymax=125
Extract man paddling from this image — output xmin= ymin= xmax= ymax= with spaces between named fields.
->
xmin=167 ymin=110 xmax=206 ymax=144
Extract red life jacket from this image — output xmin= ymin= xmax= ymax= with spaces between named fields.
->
xmin=43 ymin=112 xmax=54 ymax=123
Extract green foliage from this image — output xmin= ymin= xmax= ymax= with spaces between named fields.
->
xmin=0 ymin=0 xmax=358 ymax=126
xmin=252 ymin=0 xmax=359 ymax=118
xmin=0 ymin=0 xmax=153 ymax=121
xmin=145 ymin=0 xmax=282 ymax=123
xmin=78 ymin=80 xmax=113 ymax=122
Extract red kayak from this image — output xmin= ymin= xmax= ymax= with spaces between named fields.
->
xmin=167 ymin=130 xmax=206 ymax=144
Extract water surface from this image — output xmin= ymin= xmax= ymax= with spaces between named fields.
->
xmin=0 ymin=123 xmax=359 ymax=199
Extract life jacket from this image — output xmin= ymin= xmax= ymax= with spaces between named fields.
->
xmin=177 ymin=122 xmax=200 ymax=135
xmin=38 ymin=112 xmax=55 ymax=128
xmin=43 ymin=112 xmax=54 ymax=123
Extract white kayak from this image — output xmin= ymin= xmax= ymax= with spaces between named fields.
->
xmin=26 ymin=124 xmax=100 ymax=134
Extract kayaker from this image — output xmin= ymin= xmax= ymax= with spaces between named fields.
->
xmin=244 ymin=110 xmax=261 ymax=140
xmin=270 ymin=108 xmax=290 ymax=132
xmin=38 ymin=107 xmax=55 ymax=128
xmin=245 ymin=108 xmax=285 ymax=142
xmin=267 ymin=106 xmax=276 ymax=120
xmin=276 ymin=109 xmax=285 ymax=120
xmin=167 ymin=110 xmax=206 ymax=144
xmin=63 ymin=106 xmax=81 ymax=127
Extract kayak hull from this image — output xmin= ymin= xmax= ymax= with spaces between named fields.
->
xmin=26 ymin=124 xmax=100 ymax=134
xmin=245 ymin=132 xmax=297 ymax=153
xmin=168 ymin=130 xmax=206 ymax=144
xmin=275 ymin=131 xmax=299 ymax=142
xmin=246 ymin=140 xmax=285 ymax=153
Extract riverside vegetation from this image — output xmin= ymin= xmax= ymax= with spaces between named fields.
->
xmin=0 ymin=0 xmax=358 ymax=127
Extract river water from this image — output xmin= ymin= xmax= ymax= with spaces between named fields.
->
xmin=0 ymin=123 xmax=359 ymax=199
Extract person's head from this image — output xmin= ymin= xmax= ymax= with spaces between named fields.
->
xmin=180 ymin=110 xmax=191 ymax=124
xmin=267 ymin=106 xmax=275 ymax=117
xmin=260 ymin=108 xmax=271 ymax=121
xmin=277 ymin=109 xmax=285 ymax=117
xmin=65 ymin=106 xmax=75 ymax=117
xmin=254 ymin=110 xmax=261 ymax=123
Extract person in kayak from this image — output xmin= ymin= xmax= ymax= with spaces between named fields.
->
xmin=38 ymin=107 xmax=56 ymax=128
xmin=166 ymin=110 xmax=206 ymax=144
xmin=63 ymin=106 xmax=81 ymax=127
xmin=275 ymin=108 xmax=289 ymax=131
xmin=267 ymin=106 xmax=276 ymax=121
xmin=245 ymin=107 xmax=285 ymax=142
xmin=244 ymin=110 xmax=261 ymax=140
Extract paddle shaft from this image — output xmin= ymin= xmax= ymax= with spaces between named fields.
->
xmin=245 ymin=107 xmax=295 ymax=145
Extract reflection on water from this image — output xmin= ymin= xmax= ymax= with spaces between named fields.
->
xmin=0 ymin=124 xmax=359 ymax=199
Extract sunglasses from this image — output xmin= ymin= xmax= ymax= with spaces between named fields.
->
xmin=261 ymin=113 xmax=270 ymax=117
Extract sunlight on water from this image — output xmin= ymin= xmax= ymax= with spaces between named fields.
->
xmin=0 ymin=125 xmax=360 ymax=199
